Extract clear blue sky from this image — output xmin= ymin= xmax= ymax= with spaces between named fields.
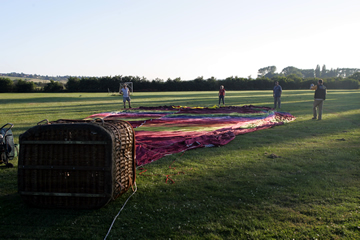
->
xmin=1 ymin=0 xmax=359 ymax=80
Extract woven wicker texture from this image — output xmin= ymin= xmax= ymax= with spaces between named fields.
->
xmin=18 ymin=119 xmax=135 ymax=209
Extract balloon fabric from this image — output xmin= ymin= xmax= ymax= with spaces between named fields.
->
xmin=86 ymin=105 xmax=296 ymax=166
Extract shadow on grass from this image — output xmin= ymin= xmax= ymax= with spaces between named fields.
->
xmin=2 ymin=137 xmax=357 ymax=239
xmin=1 ymin=112 xmax=359 ymax=239
xmin=0 ymin=90 xmax=358 ymax=239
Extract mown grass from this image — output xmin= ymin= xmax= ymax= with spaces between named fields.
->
xmin=0 ymin=89 xmax=359 ymax=239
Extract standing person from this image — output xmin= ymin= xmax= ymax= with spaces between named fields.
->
xmin=273 ymin=81 xmax=282 ymax=109
xmin=119 ymin=84 xmax=131 ymax=108
xmin=218 ymin=85 xmax=226 ymax=107
xmin=311 ymin=79 xmax=327 ymax=120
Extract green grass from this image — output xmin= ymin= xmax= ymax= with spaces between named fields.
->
xmin=0 ymin=90 xmax=359 ymax=239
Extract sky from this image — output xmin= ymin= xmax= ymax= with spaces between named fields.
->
xmin=1 ymin=0 xmax=359 ymax=80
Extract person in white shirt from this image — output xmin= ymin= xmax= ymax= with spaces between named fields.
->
xmin=119 ymin=84 xmax=131 ymax=108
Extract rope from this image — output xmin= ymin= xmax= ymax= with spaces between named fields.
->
xmin=103 ymin=182 xmax=138 ymax=240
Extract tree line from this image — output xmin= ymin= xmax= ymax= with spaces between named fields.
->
xmin=0 ymin=79 xmax=64 ymax=93
xmin=64 ymin=74 xmax=360 ymax=92
xmin=1 ymin=75 xmax=358 ymax=93
xmin=0 ymin=72 xmax=70 ymax=81
xmin=1 ymin=68 xmax=359 ymax=93
xmin=258 ymin=65 xmax=359 ymax=79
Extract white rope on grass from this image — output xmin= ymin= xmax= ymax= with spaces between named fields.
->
xmin=104 ymin=182 xmax=138 ymax=240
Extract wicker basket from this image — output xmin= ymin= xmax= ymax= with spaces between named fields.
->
xmin=18 ymin=119 xmax=136 ymax=209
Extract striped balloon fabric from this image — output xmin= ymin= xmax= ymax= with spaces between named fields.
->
xmin=86 ymin=105 xmax=295 ymax=166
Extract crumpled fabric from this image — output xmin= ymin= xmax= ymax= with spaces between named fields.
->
xmin=86 ymin=105 xmax=295 ymax=166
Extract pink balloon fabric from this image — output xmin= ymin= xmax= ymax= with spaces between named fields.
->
xmin=86 ymin=105 xmax=295 ymax=166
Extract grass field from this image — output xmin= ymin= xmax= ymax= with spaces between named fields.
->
xmin=0 ymin=90 xmax=359 ymax=239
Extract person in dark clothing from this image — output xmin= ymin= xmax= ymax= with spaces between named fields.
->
xmin=310 ymin=79 xmax=327 ymax=120
xmin=273 ymin=81 xmax=282 ymax=109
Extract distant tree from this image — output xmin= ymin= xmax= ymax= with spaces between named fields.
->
xmin=98 ymin=76 xmax=120 ymax=92
xmin=337 ymin=68 xmax=359 ymax=78
xmin=271 ymin=76 xmax=288 ymax=87
xmin=285 ymin=74 xmax=302 ymax=89
xmin=281 ymin=66 xmax=303 ymax=78
xmin=321 ymin=64 xmax=327 ymax=76
xmin=325 ymin=77 xmax=358 ymax=89
xmin=205 ymin=77 xmax=217 ymax=90
xmin=254 ymin=77 xmax=273 ymax=90
xmin=206 ymin=76 xmax=217 ymax=83
xmin=14 ymin=79 xmax=35 ymax=92
xmin=165 ymin=77 xmax=182 ymax=91
xmin=315 ymin=64 xmax=321 ymax=78
xmin=0 ymin=77 xmax=14 ymax=92
xmin=323 ymin=68 xmax=338 ymax=78
xmin=349 ymin=72 xmax=360 ymax=81
xmin=79 ymin=77 xmax=100 ymax=92
xmin=300 ymin=69 xmax=315 ymax=78
xmin=65 ymin=77 xmax=81 ymax=92
xmin=44 ymin=80 xmax=64 ymax=92
xmin=193 ymin=76 xmax=206 ymax=90
xmin=258 ymin=66 xmax=277 ymax=78
xmin=153 ymin=78 xmax=164 ymax=82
